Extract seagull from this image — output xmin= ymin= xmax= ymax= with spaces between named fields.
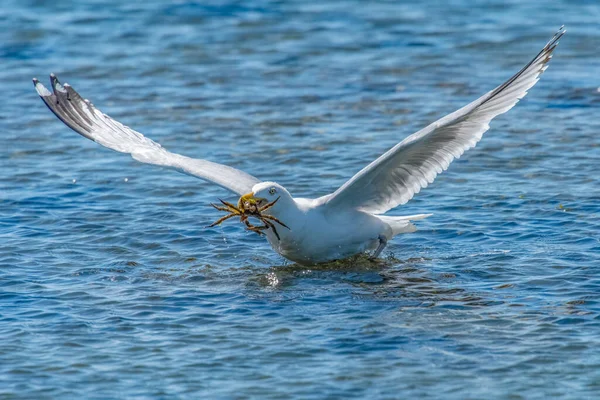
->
xmin=33 ymin=27 xmax=565 ymax=265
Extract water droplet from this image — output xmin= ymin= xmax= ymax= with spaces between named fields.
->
xmin=266 ymin=272 xmax=279 ymax=287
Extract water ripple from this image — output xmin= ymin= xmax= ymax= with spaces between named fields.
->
xmin=1 ymin=0 xmax=599 ymax=398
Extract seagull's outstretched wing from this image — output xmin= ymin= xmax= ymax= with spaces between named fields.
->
xmin=33 ymin=75 xmax=261 ymax=196
xmin=322 ymin=26 xmax=565 ymax=215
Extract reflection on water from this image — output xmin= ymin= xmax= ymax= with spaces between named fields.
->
xmin=250 ymin=254 xmax=491 ymax=309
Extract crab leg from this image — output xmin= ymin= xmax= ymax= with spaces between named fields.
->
xmin=241 ymin=216 xmax=260 ymax=230
xmin=219 ymin=199 xmax=243 ymax=213
xmin=258 ymin=196 xmax=280 ymax=213
xmin=239 ymin=213 xmax=252 ymax=226
xmin=208 ymin=195 xmax=288 ymax=241
xmin=261 ymin=218 xmax=281 ymax=240
xmin=243 ymin=218 xmax=268 ymax=236
xmin=208 ymin=212 xmax=239 ymax=227
xmin=210 ymin=203 xmax=240 ymax=214
xmin=261 ymin=214 xmax=290 ymax=229
xmin=246 ymin=226 xmax=267 ymax=236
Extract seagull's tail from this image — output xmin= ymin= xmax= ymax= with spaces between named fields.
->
xmin=377 ymin=214 xmax=432 ymax=237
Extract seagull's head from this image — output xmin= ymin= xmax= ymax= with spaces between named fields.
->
xmin=239 ymin=182 xmax=292 ymax=215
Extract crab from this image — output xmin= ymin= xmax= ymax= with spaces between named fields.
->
xmin=208 ymin=195 xmax=290 ymax=240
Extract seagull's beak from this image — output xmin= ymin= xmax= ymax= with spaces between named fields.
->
xmin=240 ymin=192 xmax=255 ymax=203
xmin=239 ymin=192 xmax=266 ymax=209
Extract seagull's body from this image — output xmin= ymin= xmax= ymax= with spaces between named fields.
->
xmin=246 ymin=188 xmax=428 ymax=264
xmin=33 ymin=27 xmax=565 ymax=265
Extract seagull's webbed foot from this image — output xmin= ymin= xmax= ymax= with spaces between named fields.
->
xmin=370 ymin=235 xmax=388 ymax=260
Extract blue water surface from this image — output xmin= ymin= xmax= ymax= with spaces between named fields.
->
xmin=1 ymin=1 xmax=599 ymax=398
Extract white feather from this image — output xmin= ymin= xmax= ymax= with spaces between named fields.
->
xmin=321 ymin=26 xmax=565 ymax=215
xmin=33 ymin=75 xmax=260 ymax=196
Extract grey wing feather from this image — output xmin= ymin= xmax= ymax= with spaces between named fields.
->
xmin=33 ymin=74 xmax=261 ymax=196
xmin=322 ymin=26 xmax=565 ymax=214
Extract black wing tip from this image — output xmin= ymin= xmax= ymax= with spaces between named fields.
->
xmin=554 ymin=25 xmax=566 ymax=37
xmin=541 ymin=26 xmax=566 ymax=62
xmin=547 ymin=26 xmax=566 ymax=49
xmin=49 ymin=73 xmax=64 ymax=93
xmin=33 ymin=77 xmax=53 ymax=97
xmin=33 ymin=74 xmax=66 ymax=97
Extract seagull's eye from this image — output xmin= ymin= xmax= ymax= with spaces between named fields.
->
xmin=269 ymin=187 xmax=277 ymax=196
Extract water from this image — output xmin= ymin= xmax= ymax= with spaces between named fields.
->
xmin=1 ymin=1 xmax=599 ymax=398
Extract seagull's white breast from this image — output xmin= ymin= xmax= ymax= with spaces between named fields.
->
xmin=262 ymin=198 xmax=389 ymax=265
